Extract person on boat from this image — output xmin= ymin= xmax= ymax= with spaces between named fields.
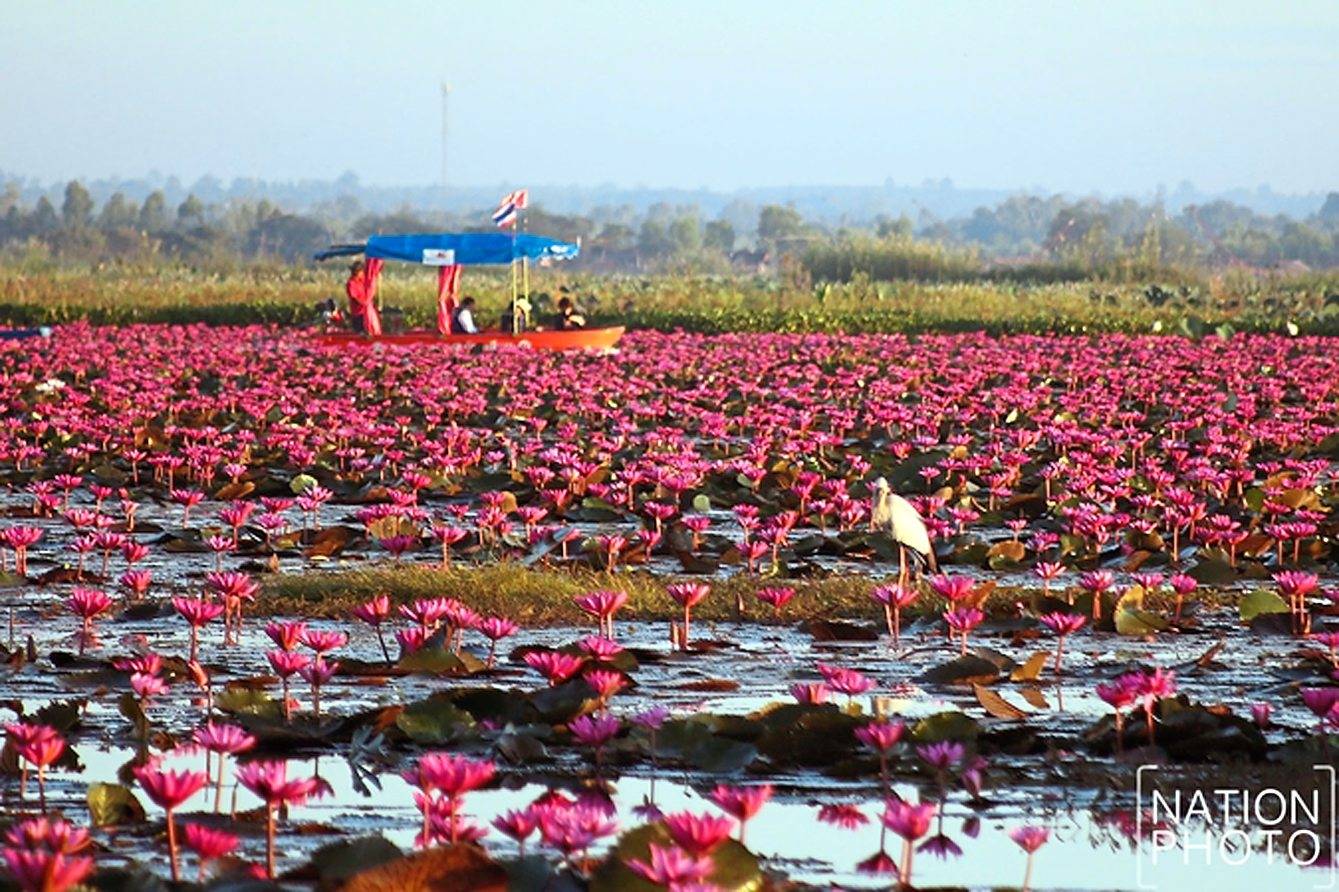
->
xmin=555 ymin=296 xmax=586 ymax=330
xmin=315 ymin=298 xmax=344 ymax=331
xmin=345 ymin=261 xmax=369 ymax=333
xmin=499 ymin=297 xmax=531 ymax=334
xmin=451 ymin=296 xmax=479 ymax=334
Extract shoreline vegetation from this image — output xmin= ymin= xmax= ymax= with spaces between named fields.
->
xmin=1 ymin=264 xmax=1336 ymax=335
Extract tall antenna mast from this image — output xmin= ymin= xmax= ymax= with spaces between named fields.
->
xmin=440 ymin=82 xmax=451 ymax=208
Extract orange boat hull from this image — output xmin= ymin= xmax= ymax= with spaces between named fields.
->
xmin=313 ymin=326 xmax=625 ymax=351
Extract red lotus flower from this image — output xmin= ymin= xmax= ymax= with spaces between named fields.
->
xmin=524 ymin=650 xmax=586 ymax=686
xmin=2 ymin=817 xmax=93 ymax=892
xmin=131 ymin=672 xmax=168 ymax=701
xmin=582 ymin=668 xmax=627 ymax=702
xmin=536 ymin=803 xmax=619 ymax=860
xmin=173 ymin=596 xmax=225 ymax=662
xmin=1010 ymin=825 xmax=1050 ymax=853
xmin=665 ymin=581 xmax=710 ymax=648
xmin=134 ymin=765 xmax=208 ymax=810
xmin=1009 ymin=824 xmax=1051 ymax=890
xmin=65 ymin=588 xmax=112 ymax=654
xmin=182 ymin=823 xmax=238 ymax=882
xmin=403 ymin=753 xmax=496 ymax=846
xmin=119 ymin=568 xmax=152 ymax=601
xmin=479 ymin=615 xmax=519 ymax=667
xmin=929 ymin=574 xmax=975 ymax=604
xmin=855 ymin=719 xmax=906 ymax=753
xmin=569 ymin=713 xmax=622 ymax=767
xmin=626 ymin=842 xmax=713 ymax=886
xmin=134 ymin=765 xmax=208 ymax=881
xmin=790 ymin=682 xmax=830 ymax=704
xmin=573 ymin=589 xmax=628 ymax=639
xmin=492 ymin=808 xmax=539 ymax=855
xmin=10 ymin=724 xmax=65 ymax=810
xmin=662 ymin=811 xmax=735 ymax=857
xmin=300 ymin=629 xmax=347 ymax=654
xmin=209 ymin=571 xmax=260 ymax=645
xmin=818 ymin=663 xmax=875 ymax=698
xmin=870 ymin=582 xmax=918 ymax=647
xmin=755 ymin=586 xmax=795 ymax=617
xmin=1038 ymin=611 xmax=1087 ymax=674
xmin=298 ymin=656 xmax=339 ymax=718
xmin=883 ymin=798 xmax=938 ymax=887
xmin=235 ymin=760 xmax=331 ymax=877
xmin=265 ymin=620 xmax=307 ymax=651
xmin=351 ymin=593 xmax=391 ymax=626
xmin=2 ymin=525 xmax=43 ymax=576
xmin=818 ymin=803 xmax=869 ymax=829
xmin=403 ymin=752 xmax=496 ymax=798
xmin=352 ymin=593 xmax=393 ymax=662
xmin=709 ymin=783 xmax=772 ymax=844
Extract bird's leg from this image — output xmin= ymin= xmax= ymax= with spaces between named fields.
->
xmin=897 ymin=543 xmax=908 ymax=589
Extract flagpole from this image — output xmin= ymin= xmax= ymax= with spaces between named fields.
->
xmin=510 ymin=210 xmax=519 ymax=335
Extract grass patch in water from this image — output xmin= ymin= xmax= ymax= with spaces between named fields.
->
xmin=257 ymin=561 xmax=1241 ymax=627
xmin=259 ymin=563 xmax=901 ymax=624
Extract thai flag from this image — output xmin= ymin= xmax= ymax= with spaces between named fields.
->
xmin=491 ymin=189 xmax=529 ymax=228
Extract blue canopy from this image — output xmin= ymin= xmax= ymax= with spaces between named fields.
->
xmin=316 ymin=232 xmax=579 ymax=266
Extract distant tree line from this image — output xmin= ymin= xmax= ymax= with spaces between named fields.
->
xmin=2 ymin=178 xmax=1337 ymax=276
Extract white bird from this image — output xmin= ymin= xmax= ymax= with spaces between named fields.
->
xmin=870 ymin=476 xmax=936 ymax=585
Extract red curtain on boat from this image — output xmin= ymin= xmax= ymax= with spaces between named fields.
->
xmin=436 ymin=264 xmax=462 ymax=335
xmin=346 ymin=259 xmax=384 ymax=336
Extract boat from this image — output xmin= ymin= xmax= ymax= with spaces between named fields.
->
xmin=314 ymin=230 xmax=623 ymax=351
xmin=312 ymin=325 xmax=625 ymax=351
xmin=0 ymin=327 xmax=52 ymax=342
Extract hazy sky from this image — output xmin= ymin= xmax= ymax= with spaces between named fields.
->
xmin=5 ymin=1 xmax=1337 ymax=193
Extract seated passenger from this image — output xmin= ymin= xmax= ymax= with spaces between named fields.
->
xmin=555 ymin=296 xmax=586 ymax=330
xmin=499 ymin=297 xmax=531 ymax=334
xmin=314 ymin=297 xmax=344 ymax=331
xmin=452 ymin=296 xmax=479 ymax=334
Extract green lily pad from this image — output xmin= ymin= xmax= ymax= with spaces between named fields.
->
xmin=450 ymin=687 xmax=536 ymax=726
xmin=215 ymin=686 xmax=283 ymax=720
xmin=529 ymin=679 xmax=601 ymax=725
xmin=753 ymin=704 xmax=858 ymax=767
xmin=497 ymin=731 xmax=548 ymax=764
xmin=88 ymin=782 xmax=145 ymax=827
xmin=117 ymin=693 xmax=149 ymax=738
xmin=1115 ymin=608 xmax=1169 ymax=636
xmin=504 ymin=855 xmax=581 ymax=892
xmin=1188 ymin=554 xmax=1237 ymax=586
xmin=920 ymin=655 xmax=1000 ymax=686
xmin=1239 ymin=588 xmax=1289 ymax=623
xmin=395 ymin=696 xmax=476 ymax=744
xmin=309 ymin=836 xmax=402 ymax=884
xmin=396 ymin=646 xmax=466 ymax=675
xmin=289 ymin=473 xmax=319 ymax=494
xmin=658 ymin=719 xmax=759 ymax=772
xmin=911 ymin=710 xmax=980 ymax=744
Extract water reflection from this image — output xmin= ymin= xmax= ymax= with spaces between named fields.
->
xmin=53 ymin=745 xmax=1324 ymax=888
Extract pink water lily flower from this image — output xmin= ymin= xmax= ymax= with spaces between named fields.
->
xmin=709 ymin=783 xmax=772 ymax=844
xmin=235 ymin=760 xmax=331 ymax=877
xmin=133 ymin=765 xmax=209 ymax=881
xmin=2 ymin=817 xmax=94 ymax=892
xmin=182 ymin=824 xmax=238 ymax=883
xmin=573 ymin=589 xmax=629 ymax=639
xmin=626 ymin=842 xmax=714 ymax=886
